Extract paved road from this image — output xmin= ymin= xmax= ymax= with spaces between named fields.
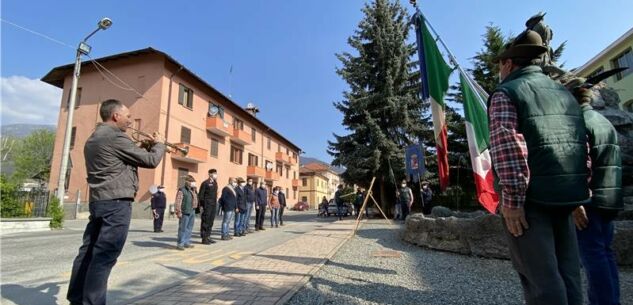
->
xmin=1 ymin=210 xmax=337 ymax=305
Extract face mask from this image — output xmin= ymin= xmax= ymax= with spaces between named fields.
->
xmin=189 ymin=182 xmax=196 ymax=188
xmin=211 ymin=174 xmax=218 ymax=180
xmin=248 ymin=181 xmax=252 ymax=185
xmin=231 ymin=182 xmax=237 ymax=187
xmin=239 ymin=182 xmax=246 ymax=187
xmin=401 ymin=184 xmax=406 ymax=188
xmin=158 ymin=188 xmax=164 ymax=193
xmin=423 ymin=185 xmax=428 ymax=189
xmin=260 ymin=185 xmax=265 ymax=189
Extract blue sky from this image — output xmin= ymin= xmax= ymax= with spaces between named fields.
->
xmin=2 ymin=0 xmax=632 ymax=163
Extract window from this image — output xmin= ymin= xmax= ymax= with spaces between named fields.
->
xmin=178 ymin=84 xmax=193 ymax=108
xmin=230 ymin=146 xmax=243 ymax=164
xmin=612 ymin=48 xmax=633 ymax=81
xmin=293 ymin=171 xmax=296 ymax=179
xmin=286 ymin=188 xmax=289 ymax=196
xmin=285 ymin=166 xmax=290 ymax=178
xmin=276 ymin=162 xmax=283 ymax=175
xmin=180 ymin=126 xmax=191 ymax=144
xmin=70 ymin=127 xmax=77 ymax=149
xmin=66 ymin=87 xmax=82 ymax=108
xmin=302 ymin=178 xmax=307 ymax=187
xmin=210 ymin=138 xmax=219 ymax=158
xmin=233 ymin=118 xmax=244 ymax=130
xmin=251 ymin=127 xmax=256 ymax=142
xmin=177 ymin=168 xmax=189 ymax=187
xmin=265 ymin=160 xmax=273 ymax=171
xmin=208 ymin=102 xmax=224 ymax=118
xmin=302 ymin=196 xmax=308 ymax=202
xmin=293 ymin=189 xmax=297 ymax=199
xmin=278 ymin=144 xmax=281 ymax=152
xmin=248 ymin=153 xmax=258 ymax=167
xmin=286 ymin=148 xmax=289 ymax=155
xmin=267 ymin=137 xmax=271 ymax=150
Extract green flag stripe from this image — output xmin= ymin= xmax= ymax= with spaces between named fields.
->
xmin=460 ymin=74 xmax=490 ymax=154
xmin=420 ymin=19 xmax=452 ymax=107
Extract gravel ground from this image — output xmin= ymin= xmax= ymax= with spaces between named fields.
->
xmin=287 ymin=220 xmax=633 ymax=305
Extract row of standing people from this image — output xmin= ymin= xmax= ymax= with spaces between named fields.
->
xmin=150 ymin=170 xmax=289 ymax=249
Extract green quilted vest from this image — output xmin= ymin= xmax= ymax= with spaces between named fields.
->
xmin=581 ymin=104 xmax=623 ymax=211
xmin=180 ymin=186 xmax=194 ymax=214
xmin=492 ymin=65 xmax=590 ymax=207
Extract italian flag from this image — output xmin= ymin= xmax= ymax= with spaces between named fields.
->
xmin=460 ymin=73 xmax=499 ymax=213
xmin=414 ymin=13 xmax=452 ymax=191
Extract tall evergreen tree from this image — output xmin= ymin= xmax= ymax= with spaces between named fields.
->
xmin=471 ymin=24 xmax=508 ymax=94
xmin=328 ymin=0 xmax=427 ymax=208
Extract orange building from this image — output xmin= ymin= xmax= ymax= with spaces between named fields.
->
xmin=42 ymin=48 xmax=301 ymax=214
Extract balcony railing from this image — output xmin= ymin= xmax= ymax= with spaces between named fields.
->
xmin=206 ymin=117 xmax=232 ymax=137
xmin=247 ymin=166 xmax=266 ymax=178
xmin=171 ymin=143 xmax=207 ymax=164
xmin=265 ymin=170 xmax=280 ymax=181
xmin=292 ymin=179 xmax=299 ymax=188
xmin=275 ymin=152 xmax=291 ymax=164
xmin=231 ymin=129 xmax=252 ymax=146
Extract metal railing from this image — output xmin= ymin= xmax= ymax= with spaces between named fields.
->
xmin=1 ymin=189 xmax=50 ymax=218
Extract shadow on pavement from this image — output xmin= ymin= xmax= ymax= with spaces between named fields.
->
xmin=158 ymin=264 xmax=199 ymax=277
xmin=1 ymin=282 xmax=63 ymax=305
xmin=131 ymin=241 xmax=174 ymax=249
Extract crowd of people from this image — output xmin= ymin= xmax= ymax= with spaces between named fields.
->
xmin=150 ymin=170 xmax=289 ymax=249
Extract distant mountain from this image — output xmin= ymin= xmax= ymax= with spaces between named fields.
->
xmin=1 ymin=124 xmax=56 ymax=138
xmin=299 ymin=156 xmax=345 ymax=175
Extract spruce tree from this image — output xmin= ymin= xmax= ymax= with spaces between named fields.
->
xmin=328 ymin=0 xmax=427 ymax=209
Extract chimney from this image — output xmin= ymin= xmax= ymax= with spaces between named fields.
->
xmin=245 ymin=102 xmax=260 ymax=117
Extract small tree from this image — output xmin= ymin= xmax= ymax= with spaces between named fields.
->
xmin=13 ymin=129 xmax=55 ymax=183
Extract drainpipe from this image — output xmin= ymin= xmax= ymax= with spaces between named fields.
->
xmin=160 ymin=65 xmax=184 ymax=186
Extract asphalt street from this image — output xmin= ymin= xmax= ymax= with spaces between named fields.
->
xmin=0 ymin=209 xmax=335 ymax=305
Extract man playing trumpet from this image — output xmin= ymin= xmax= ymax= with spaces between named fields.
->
xmin=67 ymin=99 xmax=165 ymax=305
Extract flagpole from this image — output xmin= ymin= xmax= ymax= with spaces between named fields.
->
xmin=411 ymin=3 xmax=488 ymax=110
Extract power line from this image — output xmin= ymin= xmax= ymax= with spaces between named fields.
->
xmin=0 ymin=18 xmax=75 ymax=50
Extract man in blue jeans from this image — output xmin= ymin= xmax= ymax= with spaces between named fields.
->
xmin=175 ymin=175 xmax=199 ymax=250
xmin=67 ymin=99 xmax=165 ymax=305
xmin=244 ymin=178 xmax=256 ymax=233
xmin=233 ymin=177 xmax=247 ymax=237
xmin=571 ymin=86 xmax=623 ymax=305
xmin=220 ymin=177 xmax=238 ymax=240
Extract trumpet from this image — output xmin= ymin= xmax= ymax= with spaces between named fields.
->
xmin=128 ymin=127 xmax=189 ymax=156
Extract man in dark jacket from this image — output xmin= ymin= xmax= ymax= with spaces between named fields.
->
xmin=255 ymin=181 xmax=268 ymax=231
xmin=489 ymin=31 xmax=590 ymax=305
xmin=244 ymin=178 xmax=256 ymax=233
xmin=219 ymin=177 xmax=238 ymax=240
xmin=151 ymin=186 xmax=167 ymax=232
xmin=278 ymin=188 xmax=287 ymax=226
xmin=68 ymin=99 xmax=165 ymax=305
xmin=571 ymin=87 xmax=623 ymax=305
xmin=198 ymin=169 xmax=218 ymax=244
xmin=234 ymin=177 xmax=247 ymax=237
xmin=334 ymin=184 xmax=344 ymax=220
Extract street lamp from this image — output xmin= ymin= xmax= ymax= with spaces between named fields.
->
xmin=56 ymin=17 xmax=112 ymax=204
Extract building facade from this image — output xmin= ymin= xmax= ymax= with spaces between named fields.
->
xmin=298 ymin=168 xmax=329 ymax=209
xmin=301 ymin=162 xmax=342 ymax=199
xmin=574 ymin=27 xmax=633 ymax=112
xmin=43 ymin=48 xmax=301 ymax=207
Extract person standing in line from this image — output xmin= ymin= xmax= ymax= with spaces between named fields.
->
xmin=244 ymin=178 xmax=256 ymax=233
xmin=489 ymin=30 xmax=589 ymax=305
xmin=255 ymin=181 xmax=268 ymax=231
xmin=67 ymin=99 xmax=165 ymax=305
xmin=397 ymin=180 xmax=414 ymax=221
xmin=571 ymin=86 xmax=623 ymax=305
xmin=198 ymin=169 xmax=218 ymax=245
xmin=334 ymin=184 xmax=344 ymax=221
xmin=175 ymin=175 xmax=198 ymax=250
xmin=234 ymin=177 xmax=247 ymax=237
xmin=320 ymin=196 xmax=329 ymax=217
xmin=151 ymin=186 xmax=167 ymax=233
xmin=269 ymin=187 xmax=281 ymax=228
xmin=219 ymin=177 xmax=238 ymax=240
xmin=421 ymin=182 xmax=433 ymax=215
xmin=278 ymin=188 xmax=287 ymax=226
xmin=354 ymin=188 xmax=364 ymax=217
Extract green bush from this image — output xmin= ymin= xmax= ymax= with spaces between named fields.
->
xmin=47 ymin=196 xmax=64 ymax=229
xmin=0 ymin=176 xmax=25 ymax=218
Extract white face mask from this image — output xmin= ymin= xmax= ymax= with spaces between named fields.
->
xmin=401 ymin=184 xmax=407 ymax=188
xmin=158 ymin=188 xmax=164 ymax=193
xmin=248 ymin=181 xmax=252 ymax=185
xmin=239 ymin=182 xmax=246 ymax=187
xmin=231 ymin=182 xmax=237 ymax=187
xmin=211 ymin=174 xmax=218 ymax=180
xmin=189 ymin=182 xmax=196 ymax=188
xmin=423 ymin=185 xmax=428 ymax=189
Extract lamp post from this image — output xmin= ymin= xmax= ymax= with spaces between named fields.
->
xmin=56 ymin=17 xmax=112 ymax=204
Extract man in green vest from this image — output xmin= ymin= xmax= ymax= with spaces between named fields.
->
xmin=569 ymin=85 xmax=623 ymax=305
xmin=175 ymin=175 xmax=199 ymax=250
xmin=488 ymin=30 xmax=590 ymax=305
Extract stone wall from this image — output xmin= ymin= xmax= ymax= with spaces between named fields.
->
xmin=402 ymin=212 xmax=633 ymax=266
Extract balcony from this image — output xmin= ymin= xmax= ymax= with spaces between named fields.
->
xmin=265 ymin=171 xmax=280 ymax=181
xmin=247 ymin=166 xmax=266 ymax=178
xmin=231 ymin=129 xmax=252 ymax=146
xmin=171 ymin=143 xmax=207 ymax=164
xmin=292 ymin=179 xmax=299 ymax=188
xmin=275 ymin=152 xmax=291 ymax=164
xmin=206 ymin=117 xmax=232 ymax=137
xmin=289 ymin=155 xmax=298 ymax=165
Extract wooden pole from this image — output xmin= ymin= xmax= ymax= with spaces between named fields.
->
xmin=369 ymin=193 xmax=392 ymax=225
xmin=353 ymin=177 xmax=376 ymax=235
